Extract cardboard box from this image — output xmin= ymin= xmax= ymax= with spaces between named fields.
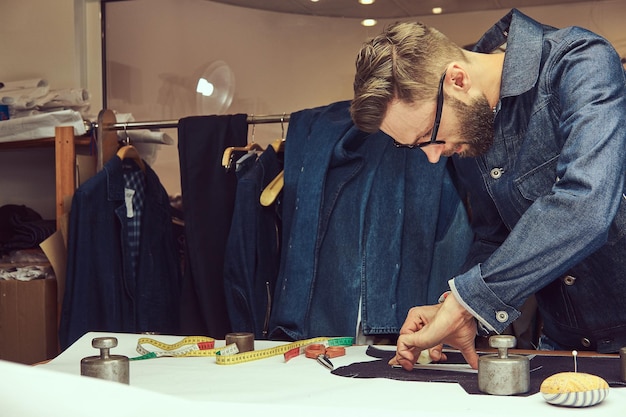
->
xmin=0 ymin=277 xmax=58 ymax=364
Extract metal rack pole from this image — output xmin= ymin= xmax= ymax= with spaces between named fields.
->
xmin=89 ymin=113 xmax=290 ymax=132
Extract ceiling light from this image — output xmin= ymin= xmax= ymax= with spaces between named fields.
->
xmin=359 ymin=0 xmax=375 ymax=4
xmin=361 ymin=19 xmax=377 ymax=27
xmin=432 ymin=7 xmax=443 ymax=14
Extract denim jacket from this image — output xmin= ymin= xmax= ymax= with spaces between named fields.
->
xmin=269 ymin=101 xmax=472 ymax=340
xmin=451 ymin=9 xmax=626 ymax=352
xmin=59 ymin=157 xmax=181 ymax=349
xmin=223 ymin=146 xmax=283 ymax=339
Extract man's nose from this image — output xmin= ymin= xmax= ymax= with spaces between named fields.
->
xmin=420 ymin=146 xmax=443 ymax=164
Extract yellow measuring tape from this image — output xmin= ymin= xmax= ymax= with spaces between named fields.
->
xmin=132 ymin=336 xmax=354 ymax=365
xmin=134 ymin=336 xmax=218 ymax=359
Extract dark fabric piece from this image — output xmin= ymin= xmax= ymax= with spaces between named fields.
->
xmin=332 ymin=346 xmax=625 ymax=396
xmin=0 ymin=204 xmax=41 ymax=242
xmin=0 ymin=204 xmax=55 ymax=254
xmin=177 ymin=114 xmax=248 ymax=339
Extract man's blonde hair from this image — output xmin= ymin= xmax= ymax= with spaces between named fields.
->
xmin=350 ymin=21 xmax=466 ymax=133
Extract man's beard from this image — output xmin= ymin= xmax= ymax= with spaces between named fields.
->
xmin=444 ymin=93 xmax=495 ymax=158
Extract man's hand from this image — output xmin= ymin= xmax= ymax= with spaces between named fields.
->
xmin=390 ymin=293 xmax=479 ymax=370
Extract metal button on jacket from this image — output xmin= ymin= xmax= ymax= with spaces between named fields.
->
xmin=581 ymin=338 xmax=592 ymax=348
xmin=490 ymin=168 xmax=503 ymax=179
xmin=496 ymin=311 xmax=509 ymax=322
xmin=563 ymin=275 xmax=577 ymax=285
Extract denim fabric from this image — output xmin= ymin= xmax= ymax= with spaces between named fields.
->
xmin=177 ymin=114 xmax=248 ymax=339
xmin=269 ymin=101 xmax=472 ymax=340
xmin=223 ymin=146 xmax=282 ymax=338
xmin=450 ymin=9 xmax=626 ymax=353
xmin=59 ymin=157 xmax=181 ymax=350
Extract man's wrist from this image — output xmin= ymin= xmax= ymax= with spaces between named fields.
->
xmin=445 ymin=284 xmax=495 ymax=334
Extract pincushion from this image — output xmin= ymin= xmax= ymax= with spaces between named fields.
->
xmin=540 ymin=372 xmax=609 ymax=407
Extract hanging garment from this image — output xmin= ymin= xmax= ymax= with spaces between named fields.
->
xmin=223 ymin=145 xmax=283 ymax=339
xmin=59 ymin=157 xmax=181 ymax=350
xmin=269 ymin=101 xmax=472 ymax=340
xmin=177 ymin=114 xmax=248 ymax=339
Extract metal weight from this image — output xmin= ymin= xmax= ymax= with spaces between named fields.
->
xmin=80 ymin=337 xmax=130 ymax=384
xmin=478 ymin=335 xmax=529 ymax=395
xmin=225 ymin=332 xmax=255 ymax=353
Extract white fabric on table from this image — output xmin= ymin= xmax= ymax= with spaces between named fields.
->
xmin=2 ymin=331 xmax=616 ymax=417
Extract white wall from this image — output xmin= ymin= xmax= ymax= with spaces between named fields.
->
xmin=0 ymin=0 xmax=101 ymax=219
xmin=0 ymin=0 xmax=102 ymax=109
xmin=1 ymin=0 xmax=625 ymax=217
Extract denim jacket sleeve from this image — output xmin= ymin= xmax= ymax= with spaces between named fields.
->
xmin=451 ymin=11 xmax=626 ymax=333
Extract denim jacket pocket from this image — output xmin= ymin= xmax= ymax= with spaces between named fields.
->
xmin=513 ymin=155 xmax=559 ymax=202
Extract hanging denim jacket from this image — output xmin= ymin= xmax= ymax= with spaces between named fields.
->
xmin=223 ymin=146 xmax=283 ymax=338
xmin=269 ymin=101 xmax=472 ymax=340
xmin=59 ymin=157 xmax=181 ymax=349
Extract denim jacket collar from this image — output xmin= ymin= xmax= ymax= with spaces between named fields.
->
xmin=103 ymin=155 xmax=170 ymax=216
xmin=473 ymin=9 xmax=543 ymax=99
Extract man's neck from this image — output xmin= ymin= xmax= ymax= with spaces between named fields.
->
xmin=467 ymin=51 xmax=505 ymax=109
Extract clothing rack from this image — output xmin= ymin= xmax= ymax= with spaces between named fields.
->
xmin=90 ymin=113 xmax=290 ymax=132
xmin=92 ymin=109 xmax=290 ymax=170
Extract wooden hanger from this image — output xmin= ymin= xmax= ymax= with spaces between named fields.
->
xmin=221 ymin=142 xmax=264 ymax=169
xmin=117 ymin=145 xmax=146 ymax=172
xmin=117 ymin=123 xmax=146 ymax=171
xmin=260 ymin=142 xmax=285 ymax=206
xmin=222 ymin=120 xmax=265 ymax=170
xmin=260 ymin=115 xmax=286 ymax=206
xmin=270 ymin=137 xmax=285 ymax=153
xmin=260 ymin=170 xmax=284 ymax=207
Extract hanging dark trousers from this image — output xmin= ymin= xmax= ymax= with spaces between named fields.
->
xmin=177 ymin=114 xmax=248 ymax=338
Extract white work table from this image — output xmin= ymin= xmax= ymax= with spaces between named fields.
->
xmin=1 ymin=332 xmax=623 ymax=416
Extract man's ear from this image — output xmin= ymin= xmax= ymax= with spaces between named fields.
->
xmin=446 ymin=63 xmax=471 ymax=93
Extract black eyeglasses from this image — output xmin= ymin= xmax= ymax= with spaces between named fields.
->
xmin=393 ymin=71 xmax=447 ymax=149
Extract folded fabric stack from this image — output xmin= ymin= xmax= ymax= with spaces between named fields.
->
xmin=0 ymin=78 xmax=90 ymax=118
xmin=0 ymin=204 xmax=55 ymax=255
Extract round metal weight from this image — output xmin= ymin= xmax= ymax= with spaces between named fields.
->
xmin=478 ymin=335 xmax=529 ymax=395
xmin=80 ymin=337 xmax=129 ymax=384
xmin=225 ymin=332 xmax=255 ymax=353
